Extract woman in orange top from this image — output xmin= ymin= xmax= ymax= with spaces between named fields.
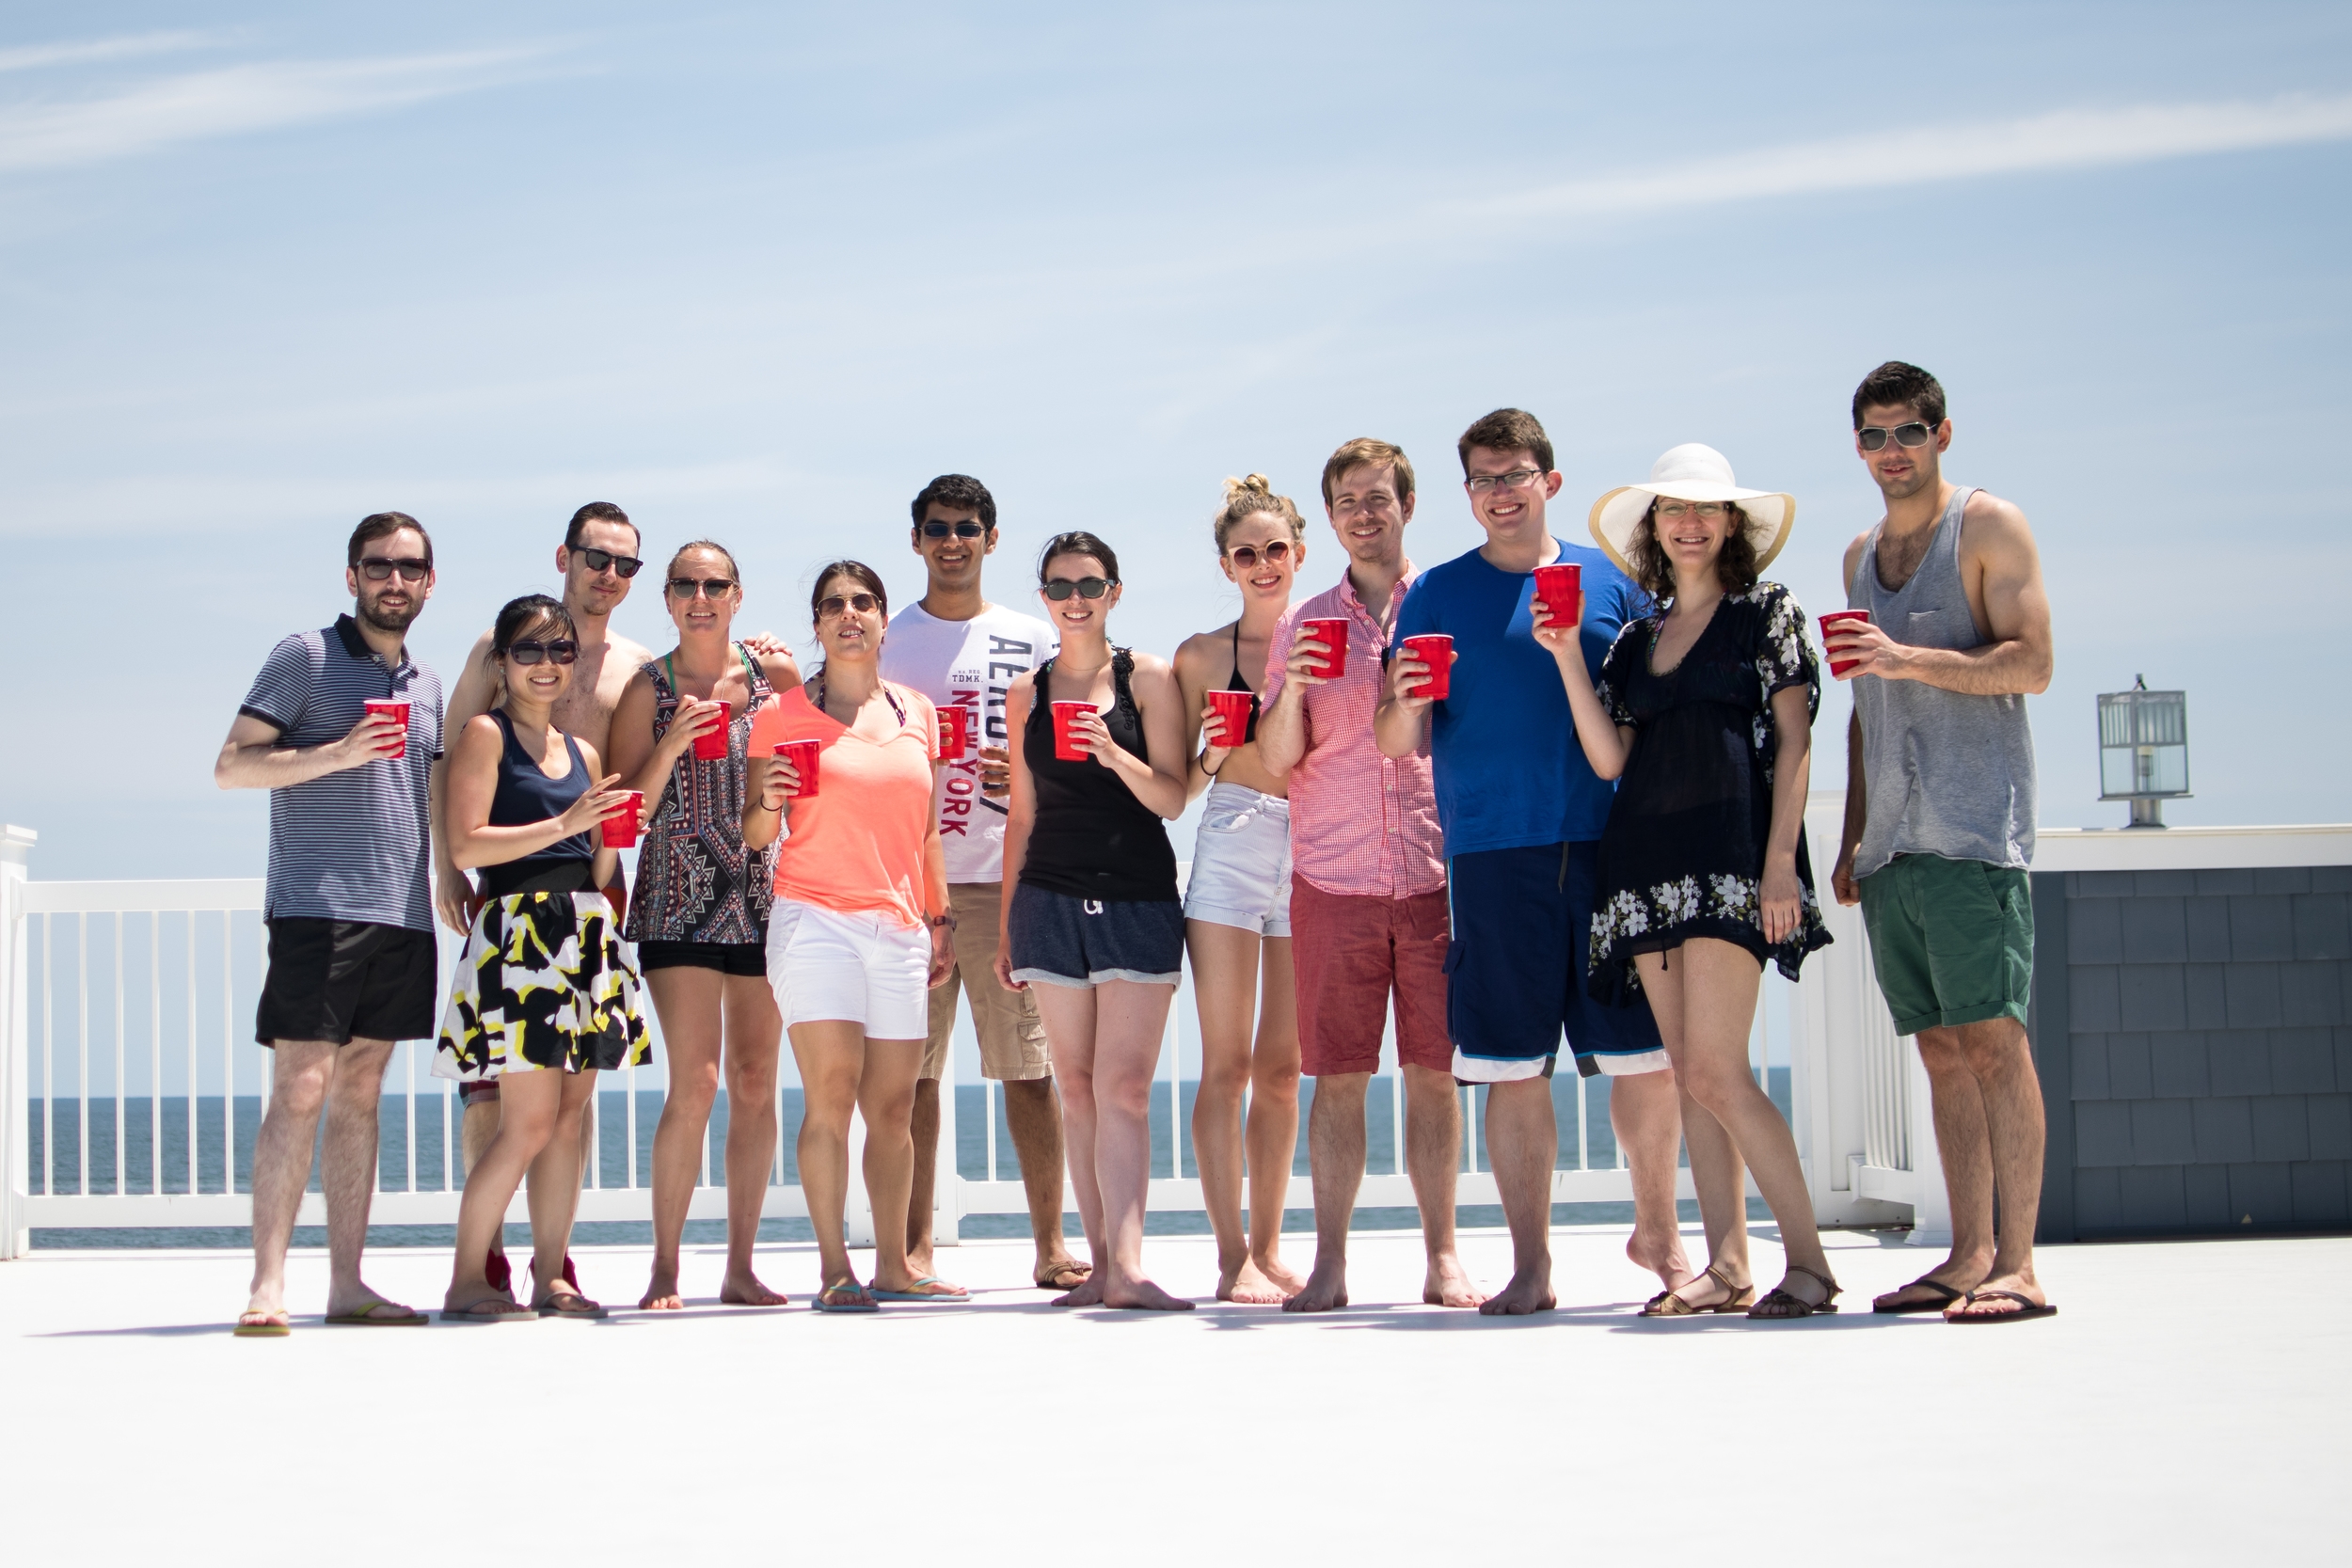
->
xmin=745 ymin=562 xmax=959 ymax=1309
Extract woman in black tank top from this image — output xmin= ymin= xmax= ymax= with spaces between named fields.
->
xmin=434 ymin=595 xmax=648 ymax=1321
xmin=997 ymin=531 xmax=1194 ymax=1310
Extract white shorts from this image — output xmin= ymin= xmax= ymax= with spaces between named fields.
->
xmin=1182 ymin=783 xmax=1293 ymax=938
xmin=765 ymin=899 xmax=930 ymax=1040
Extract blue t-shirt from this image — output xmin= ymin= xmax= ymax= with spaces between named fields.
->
xmin=1393 ymin=539 xmax=1647 ymax=856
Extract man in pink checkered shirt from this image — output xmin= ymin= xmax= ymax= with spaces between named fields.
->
xmin=1258 ymin=437 xmax=1484 ymax=1313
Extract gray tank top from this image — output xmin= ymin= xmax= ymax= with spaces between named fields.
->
xmin=1851 ymin=484 xmax=2036 ymax=878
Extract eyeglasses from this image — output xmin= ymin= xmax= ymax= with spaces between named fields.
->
xmin=577 ymin=547 xmax=643 ymax=578
xmin=1041 ymin=577 xmax=1114 ymax=601
xmin=817 ymin=593 xmax=881 ymax=618
xmin=919 ymin=520 xmax=988 ymax=540
xmin=1464 ymin=468 xmax=1544 ymax=494
xmin=1653 ymin=501 xmax=1731 ymax=523
xmin=1857 ymin=422 xmax=1933 ymax=451
xmin=502 ymin=638 xmax=579 ymax=666
xmin=668 ymin=578 xmax=739 ymax=600
xmin=358 ymin=557 xmax=431 ymax=583
xmin=1226 ymin=540 xmax=1293 ymax=569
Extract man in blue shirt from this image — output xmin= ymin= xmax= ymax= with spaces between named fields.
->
xmin=1377 ymin=409 xmax=1693 ymax=1316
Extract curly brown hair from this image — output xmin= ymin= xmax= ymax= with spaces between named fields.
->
xmin=1625 ymin=499 xmax=1760 ymax=603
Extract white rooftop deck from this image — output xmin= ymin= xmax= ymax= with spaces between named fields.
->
xmin=3 ymin=1225 xmax=2344 ymax=1565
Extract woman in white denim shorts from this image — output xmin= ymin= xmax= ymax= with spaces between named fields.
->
xmin=1171 ymin=475 xmax=1308 ymax=1305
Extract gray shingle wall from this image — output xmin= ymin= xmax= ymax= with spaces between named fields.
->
xmin=2063 ymin=865 xmax=2352 ymax=1235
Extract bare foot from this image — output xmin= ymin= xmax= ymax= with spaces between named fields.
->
xmin=1946 ymin=1271 xmax=2048 ymax=1320
xmin=638 ymin=1267 xmax=685 ymax=1311
xmin=1102 ymin=1275 xmax=1195 ymax=1311
xmin=872 ymin=1272 xmax=966 ymax=1298
xmin=1626 ymin=1227 xmax=1694 ymax=1292
xmin=1281 ymin=1258 xmax=1348 ymax=1314
xmin=1251 ymin=1253 xmax=1309 ymax=1296
xmin=906 ymin=1249 xmax=936 ymax=1281
xmin=531 ymin=1285 xmax=606 ymax=1319
xmin=325 ymin=1284 xmax=413 ymax=1320
xmin=1216 ymin=1259 xmax=1291 ymax=1305
xmin=1052 ymin=1273 xmax=1107 ymax=1308
xmin=1478 ymin=1264 xmax=1555 ymax=1316
xmin=719 ymin=1271 xmax=789 ymax=1307
xmin=444 ymin=1287 xmax=534 ymax=1321
xmin=1423 ymin=1251 xmax=1487 ymax=1308
xmin=234 ymin=1308 xmax=290 ymax=1334
xmin=1034 ymin=1257 xmax=1092 ymax=1291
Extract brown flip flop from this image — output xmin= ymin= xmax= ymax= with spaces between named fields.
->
xmin=1947 ymin=1288 xmax=2058 ymax=1323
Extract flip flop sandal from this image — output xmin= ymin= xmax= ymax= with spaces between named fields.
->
xmin=439 ymin=1299 xmax=538 ymax=1324
xmin=1874 ymin=1277 xmax=1967 ymax=1314
xmin=1947 ymin=1288 xmax=2058 ymax=1323
xmin=1035 ymin=1262 xmax=1092 ymax=1291
xmin=535 ymin=1293 xmax=608 ymax=1319
xmin=1641 ymin=1262 xmax=1756 ymax=1317
xmin=1746 ymin=1264 xmax=1842 ymax=1319
xmin=324 ymin=1303 xmax=427 ymax=1326
xmin=868 ymin=1276 xmax=971 ymax=1303
xmin=233 ymin=1313 xmax=292 ymax=1338
xmin=811 ymin=1283 xmax=879 ymax=1313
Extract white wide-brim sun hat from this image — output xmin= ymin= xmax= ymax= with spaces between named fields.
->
xmin=1588 ymin=443 xmax=1795 ymax=577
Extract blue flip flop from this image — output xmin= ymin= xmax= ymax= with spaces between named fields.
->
xmin=866 ymin=1276 xmax=970 ymax=1303
xmin=812 ymin=1282 xmax=879 ymax=1313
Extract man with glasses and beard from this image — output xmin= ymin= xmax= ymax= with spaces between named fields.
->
xmin=1827 ymin=361 xmax=2058 ymax=1323
xmin=215 ymin=513 xmax=447 ymax=1334
xmin=432 ymin=501 xmax=656 ymax=1303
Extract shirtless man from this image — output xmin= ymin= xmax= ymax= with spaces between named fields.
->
xmin=433 ymin=501 xmax=653 ymax=1299
xmin=1825 ymin=361 xmax=2059 ymax=1323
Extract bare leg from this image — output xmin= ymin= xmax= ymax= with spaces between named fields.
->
xmin=1036 ymin=978 xmax=1189 ymax=1309
xmin=448 ymin=1069 xmax=558 ymax=1318
xmin=1876 ymin=1024 xmax=1996 ymax=1309
xmin=859 ymin=1039 xmax=940 ymax=1292
xmin=1245 ymin=935 xmax=1304 ymax=1294
xmin=243 ymin=1039 xmax=334 ymax=1325
xmin=1402 ymin=1063 xmax=1482 ymax=1307
xmin=1679 ymin=1088 xmax=1750 ymax=1301
xmin=457 ymin=1097 xmax=515 ymax=1299
xmin=790 ymin=1019 xmax=872 ymax=1302
xmin=1187 ymin=919 xmax=1289 ymax=1302
xmin=1002 ymin=1077 xmax=1082 ymax=1287
xmin=316 ymin=1037 xmax=397 ymax=1318
xmin=642 ymin=967 xmax=723 ymax=1309
xmin=905 ymin=1076 xmax=941 ymax=1278
xmin=1285 ymin=1070 xmax=1366 ymax=1314
xmin=1479 ymin=1078 xmax=1558 ymax=1315
xmin=1947 ymin=1018 xmax=2050 ymax=1317
xmin=717 ymin=972 xmax=786 ymax=1305
xmin=1608 ymin=1065 xmax=1695 ymax=1291
xmin=1032 ymin=986 xmax=1107 ymax=1307
xmin=525 ymin=1073 xmax=598 ymax=1308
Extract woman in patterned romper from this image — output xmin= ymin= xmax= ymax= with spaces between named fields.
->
xmin=610 ymin=540 xmax=802 ymax=1311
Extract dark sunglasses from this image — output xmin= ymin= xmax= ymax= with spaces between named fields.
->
xmin=668 ymin=577 xmax=739 ymax=600
xmin=818 ymin=592 xmax=881 ymax=617
xmin=919 ymin=520 xmax=988 ymax=540
xmin=1857 ymin=422 xmax=1933 ymax=451
xmin=1042 ymin=577 xmax=1114 ymax=601
xmin=1227 ymin=540 xmax=1293 ymax=568
xmin=503 ymin=638 xmax=579 ymax=666
xmin=577 ymin=546 xmax=643 ymax=578
xmin=358 ymin=557 xmax=431 ymax=583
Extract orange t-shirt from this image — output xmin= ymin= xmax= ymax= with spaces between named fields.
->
xmin=748 ymin=684 xmax=938 ymax=929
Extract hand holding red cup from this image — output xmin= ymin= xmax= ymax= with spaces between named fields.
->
xmin=1300 ymin=618 xmax=1349 ymax=678
xmin=601 ymin=790 xmax=645 ymax=849
xmin=1532 ymin=562 xmax=1581 ymax=630
xmin=690 ymin=699 xmax=733 ymax=761
xmin=937 ymin=703 xmax=971 ymax=761
xmin=1203 ymin=689 xmax=1254 ymax=750
xmin=774 ymin=739 xmax=821 ymax=799
xmin=1398 ymin=634 xmax=1454 ymax=700
xmin=1050 ymin=702 xmax=1098 ymax=762
xmin=361 ymin=699 xmax=410 ymax=759
xmin=1819 ymin=610 xmax=1872 ymax=679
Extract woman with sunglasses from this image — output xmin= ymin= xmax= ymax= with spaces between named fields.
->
xmin=1169 ymin=476 xmax=1308 ymax=1304
xmin=743 ymin=562 xmax=961 ymax=1310
xmin=436 ymin=594 xmax=648 ymax=1320
xmin=997 ymin=531 xmax=1192 ymax=1309
xmin=610 ymin=541 xmax=802 ymax=1311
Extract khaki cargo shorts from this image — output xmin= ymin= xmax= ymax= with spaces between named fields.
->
xmin=919 ymin=880 xmax=1051 ymax=1082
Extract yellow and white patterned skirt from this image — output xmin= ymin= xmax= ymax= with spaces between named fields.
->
xmin=432 ymin=891 xmax=650 ymax=1080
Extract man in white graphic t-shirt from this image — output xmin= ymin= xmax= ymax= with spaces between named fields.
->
xmin=880 ymin=474 xmax=1086 ymax=1291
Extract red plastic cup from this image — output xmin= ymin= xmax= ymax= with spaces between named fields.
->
xmin=601 ymin=790 xmax=644 ymax=849
xmin=1533 ymin=562 xmax=1581 ymax=627
xmin=938 ymin=703 xmax=971 ymax=761
xmin=777 ymin=739 xmax=821 ymax=799
xmin=1204 ymin=689 xmax=1254 ymax=748
xmin=1301 ymin=618 xmax=1350 ymax=678
xmin=1820 ymin=610 xmax=1872 ymax=678
xmin=690 ymin=699 xmax=732 ymax=761
xmin=1400 ymin=634 xmax=1453 ymax=700
xmin=1051 ymin=701 xmax=1095 ymax=762
xmin=362 ymin=699 xmax=410 ymax=759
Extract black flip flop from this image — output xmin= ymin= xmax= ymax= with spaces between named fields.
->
xmin=1947 ymin=1288 xmax=2058 ymax=1323
xmin=1874 ymin=1278 xmax=1966 ymax=1315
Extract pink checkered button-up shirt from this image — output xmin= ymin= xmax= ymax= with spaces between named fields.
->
xmin=1263 ymin=566 xmax=1446 ymax=899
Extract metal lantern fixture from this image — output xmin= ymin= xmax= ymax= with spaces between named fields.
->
xmin=2097 ymin=675 xmax=2189 ymax=828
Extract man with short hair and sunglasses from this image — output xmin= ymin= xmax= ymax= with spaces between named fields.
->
xmin=215 ymin=513 xmax=446 ymax=1333
xmin=431 ymin=501 xmax=656 ymax=1303
xmin=878 ymin=474 xmax=1087 ymax=1292
xmin=1827 ymin=361 xmax=2058 ymax=1323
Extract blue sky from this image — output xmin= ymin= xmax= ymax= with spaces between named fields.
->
xmin=4 ymin=2 xmax=2349 ymax=880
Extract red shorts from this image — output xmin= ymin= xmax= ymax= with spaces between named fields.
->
xmin=1288 ymin=877 xmax=1452 ymax=1077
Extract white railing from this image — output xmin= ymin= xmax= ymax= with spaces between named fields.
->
xmin=3 ymin=829 xmax=1819 ymax=1257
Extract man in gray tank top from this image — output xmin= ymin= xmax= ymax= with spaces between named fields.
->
xmin=1825 ymin=362 xmax=2059 ymax=1323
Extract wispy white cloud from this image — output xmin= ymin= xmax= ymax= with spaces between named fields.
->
xmin=0 ymin=46 xmax=560 ymax=173
xmin=0 ymin=31 xmax=215 ymax=75
xmin=1465 ymin=94 xmax=2352 ymax=222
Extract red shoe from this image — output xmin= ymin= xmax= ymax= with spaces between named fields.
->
xmin=485 ymin=1249 xmax=513 ymax=1295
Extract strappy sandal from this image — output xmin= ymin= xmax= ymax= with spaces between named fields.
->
xmin=1747 ymin=1263 xmax=1842 ymax=1319
xmin=1641 ymin=1262 xmax=1756 ymax=1317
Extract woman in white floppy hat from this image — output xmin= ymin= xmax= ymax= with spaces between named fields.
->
xmin=1537 ymin=443 xmax=1838 ymax=1318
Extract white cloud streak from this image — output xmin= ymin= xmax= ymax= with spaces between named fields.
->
xmin=0 ymin=47 xmax=556 ymax=172
xmin=0 ymin=31 xmax=215 ymax=75
xmin=1469 ymin=94 xmax=2352 ymax=222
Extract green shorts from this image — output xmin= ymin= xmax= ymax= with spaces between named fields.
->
xmin=1857 ymin=854 xmax=2033 ymax=1036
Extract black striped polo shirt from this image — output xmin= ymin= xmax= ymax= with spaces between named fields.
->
xmin=239 ymin=614 xmax=445 ymax=933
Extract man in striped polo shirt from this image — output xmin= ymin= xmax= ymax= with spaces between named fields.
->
xmin=215 ymin=513 xmax=446 ymax=1334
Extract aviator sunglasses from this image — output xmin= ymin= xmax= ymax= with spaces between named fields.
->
xmin=358 ymin=557 xmax=431 ymax=583
xmin=668 ymin=577 xmax=739 ymax=599
xmin=1226 ymin=540 xmax=1293 ymax=568
xmin=1857 ymin=421 xmax=1933 ymax=451
xmin=818 ymin=592 xmax=881 ymax=617
xmin=502 ymin=638 xmax=579 ymax=666
xmin=1042 ymin=577 xmax=1114 ymax=601
xmin=577 ymin=546 xmax=643 ymax=578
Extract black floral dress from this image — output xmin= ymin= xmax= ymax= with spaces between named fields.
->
xmin=1587 ymin=582 xmax=1831 ymax=1003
